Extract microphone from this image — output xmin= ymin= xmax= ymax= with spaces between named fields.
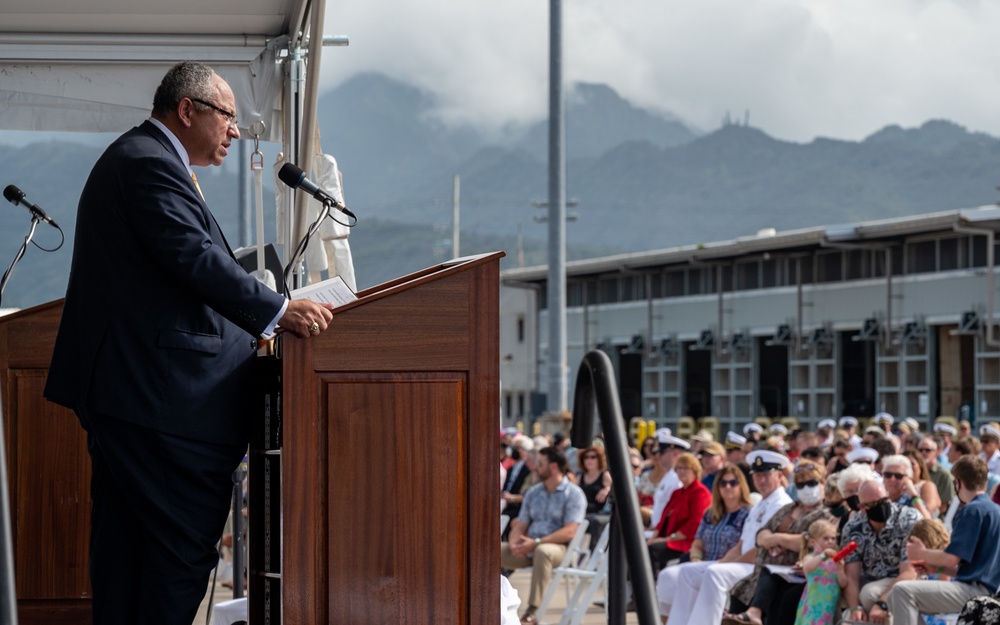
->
xmin=277 ymin=163 xmax=356 ymax=220
xmin=3 ymin=185 xmax=59 ymax=228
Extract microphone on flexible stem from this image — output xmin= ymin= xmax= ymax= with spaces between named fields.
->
xmin=3 ymin=185 xmax=59 ymax=228
xmin=277 ymin=163 xmax=357 ymax=220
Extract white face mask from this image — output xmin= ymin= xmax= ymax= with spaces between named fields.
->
xmin=797 ymin=484 xmax=822 ymax=506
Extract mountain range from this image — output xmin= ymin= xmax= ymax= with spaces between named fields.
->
xmin=2 ymin=72 xmax=1000 ymax=310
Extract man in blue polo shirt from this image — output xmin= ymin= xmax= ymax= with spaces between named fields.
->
xmin=501 ymin=446 xmax=587 ymax=624
xmin=887 ymin=455 xmax=1000 ymax=623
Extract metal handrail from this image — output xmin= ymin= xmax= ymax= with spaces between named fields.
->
xmin=571 ymin=350 xmax=659 ymax=625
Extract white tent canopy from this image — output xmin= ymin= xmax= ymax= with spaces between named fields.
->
xmin=0 ymin=0 xmax=313 ymax=143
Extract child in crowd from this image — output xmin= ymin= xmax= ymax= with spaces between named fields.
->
xmin=794 ymin=519 xmax=845 ymax=625
xmin=908 ymin=518 xmax=951 ymax=580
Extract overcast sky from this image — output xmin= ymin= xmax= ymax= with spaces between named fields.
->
xmin=319 ymin=0 xmax=1000 ymax=143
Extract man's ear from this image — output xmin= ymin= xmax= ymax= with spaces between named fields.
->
xmin=176 ymin=98 xmax=195 ymax=128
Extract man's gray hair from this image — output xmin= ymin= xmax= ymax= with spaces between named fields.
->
xmin=152 ymin=61 xmax=218 ymax=116
xmin=837 ymin=461 xmax=875 ymax=493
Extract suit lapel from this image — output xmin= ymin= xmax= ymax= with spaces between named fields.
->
xmin=139 ymin=121 xmax=236 ymax=259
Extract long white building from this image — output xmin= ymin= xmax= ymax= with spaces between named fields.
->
xmin=500 ymin=206 xmax=1000 ymax=434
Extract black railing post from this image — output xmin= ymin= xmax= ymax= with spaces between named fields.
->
xmin=571 ymin=350 xmax=659 ymax=625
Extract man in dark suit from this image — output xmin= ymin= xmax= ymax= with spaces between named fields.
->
xmin=44 ymin=61 xmax=334 ymax=624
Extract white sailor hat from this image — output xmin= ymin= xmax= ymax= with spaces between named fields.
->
xmin=874 ymin=412 xmax=894 ymax=425
xmin=746 ymin=449 xmax=790 ymax=472
xmin=839 ymin=416 xmax=859 ymax=428
xmin=933 ymin=423 xmax=957 ymax=436
xmin=903 ymin=417 xmax=920 ymax=432
xmin=725 ymin=431 xmax=747 ymax=449
xmin=846 ymin=447 xmax=879 ymax=464
xmin=818 ymin=419 xmax=837 ymax=430
xmin=744 ymin=423 xmax=764 ymax=435
xmin=654 ymin=428 xmax=673 ymax=443
xmin=657 ymin=434 xmax=691 ymax=450
xmin=691 ymin=429 xmax=715 ymax=443
xmin=769 ymin=423 xmax=788 ymax=435
xmin=979 ymin=424 xmax=1000 ymax=439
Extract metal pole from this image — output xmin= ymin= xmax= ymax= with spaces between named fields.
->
xmin=238 ymin=141 xmax=252 ymax=248
xmin=0 ymin=386 xmax=18 ymax=625
xmin=547 ymin=0 xmax=568 ymax=413
xmin=453 ymin=174 xmax=460 ymax=258
xmin=231 ymin=465 xmax=246 ymax=599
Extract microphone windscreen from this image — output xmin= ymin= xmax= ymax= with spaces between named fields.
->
xmin=3 ymin=184 xmax=23 ymax=204
xmin=278 ymin=163 xmax=305 ymax=189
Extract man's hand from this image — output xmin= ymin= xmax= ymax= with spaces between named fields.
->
xmin=849 ymin=607 xmax=868 ymax=622
xmin=869 ymin=602 xmax=888 ymax=624
xmin=279 ymin=299 xmax=334 ymax=338
xmin=510 ymin=535 xmax=537 ymax=558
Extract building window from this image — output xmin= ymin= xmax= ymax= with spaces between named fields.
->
xmin=599 ymin=277 xmax=618 ymax=303
xmin=762 ymin=257 xmax=780 ymax=288
xmin=907 ymin=240 xmax=936 ymax=274
xmin=817 ymin=251 xmax=842 ymax=282
xmin=518 ymin=393 xmax=525 ymax=417
xmin=517 ymin=316 xmax=525 ymax=342
xmin=736 ymin=260 xmax=759 ymax=290
xmin=666 ymin=269 xmax=686 ymax=297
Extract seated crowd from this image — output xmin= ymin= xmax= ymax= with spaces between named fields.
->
xmin=500 ymin=415 xmax=1000 ymax=625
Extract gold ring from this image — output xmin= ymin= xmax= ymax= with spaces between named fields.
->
xmin=309 ymin=322 xmax=320 ymax=334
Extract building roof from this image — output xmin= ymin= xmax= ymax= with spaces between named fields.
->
xmin=501 ymin=205 xmax=1000 ymax=283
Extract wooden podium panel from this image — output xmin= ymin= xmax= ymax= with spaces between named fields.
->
xmin=276 ymin=253 xmax=502 ymax=625
xmin=0 ymin=301 xmax=93 ymax=624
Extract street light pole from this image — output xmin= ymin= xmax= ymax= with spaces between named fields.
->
xmin=547 ymin=0 xmax=568 ymax=414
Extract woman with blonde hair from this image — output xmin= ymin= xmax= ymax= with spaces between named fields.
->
xmin=656 ymin=463 xmax=753 ymax=615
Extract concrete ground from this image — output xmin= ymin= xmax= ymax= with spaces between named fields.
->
xmin=193 ymin=567 xmax=643 ymax=625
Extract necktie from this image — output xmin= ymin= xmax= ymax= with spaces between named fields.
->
xmin=190 ymin=171 xmax=205 ymax=201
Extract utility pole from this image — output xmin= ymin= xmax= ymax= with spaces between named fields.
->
xmin=547 ymin=0 xmax=568 ymax=414
xmin=452 ymin=174 xmax=460 ymax=258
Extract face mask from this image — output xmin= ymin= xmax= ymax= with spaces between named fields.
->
xmin=866 ymin=501 xmax=893 ymax=523
xmin=827 ymin=502 xmax=849 ymax=517
xmin=845 ymin=495 xmax=860 ymax=511
xmin=797 ymin=485 xmax=822 ymax=506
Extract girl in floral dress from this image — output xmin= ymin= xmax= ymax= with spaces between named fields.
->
xmin=794 ymin=519 xmax=844 ymax=625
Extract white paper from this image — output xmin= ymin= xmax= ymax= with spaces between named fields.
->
xmin=763 ymin=564 xmax=806 ymax=584
xmin=290 ymin=274 xmax=357 ymax=307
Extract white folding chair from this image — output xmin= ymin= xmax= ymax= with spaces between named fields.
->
xmin=558 ymin=542 xmax=609 ymax=625
xmin=501 ymin=514 xmax=510 ymax=536
xmin=535 ymin=521 xmax=607 ymax=625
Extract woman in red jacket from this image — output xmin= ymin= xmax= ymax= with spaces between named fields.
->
xmin=647 ymin=451 xmax=712 ymax=574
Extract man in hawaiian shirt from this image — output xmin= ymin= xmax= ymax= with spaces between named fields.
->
xmin=841 ymin=479 xmax=921 ymax=624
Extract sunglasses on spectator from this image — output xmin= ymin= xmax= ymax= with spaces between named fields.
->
xmin=853 ymin=459 xmax=873 ymax=464
xmin=582 ymin=455 xmax=597 ymax=460
xmin=795 ymin=479 xmax=820 ymax=489
xmin=882 ymin=471 xmax=906 ymax=480
xmin=918 ymin=447 xmax=935 ymax=453
xmin=718 ymin=478 xmax=740 ymax=488
xmin=861 ymin=497 xmax=890 ymax=511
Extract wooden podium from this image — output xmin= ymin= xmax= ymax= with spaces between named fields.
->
xmin=248 ymin=252 xmax=502 ymax=625
xmin=0 ymin=300 xmax=92 ymax=624
xmin=0 ymin=252 xmax=502 ymax=624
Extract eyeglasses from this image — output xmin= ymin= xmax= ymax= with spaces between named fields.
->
xmin=861 ymin=496 xmax=890 ymax=511
xmin=718 ymin=478 xmax=740 ymax=488
xmin=675 ymin=465 xmax=694 ymax=473
xmin=582 ymin=455 xmax=597 ymax=461
xmin=190 ymin=97 xmax=239 ymax=128
xmin=795 ymin=479 xmax=820 ymax=489
xmin=918 ymin=447 xmax=936 ymax=453
xmin=853 ymin=459 xmax=873 ymax=465
xmin=882 ymin=471 xmax=906 ymax=480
